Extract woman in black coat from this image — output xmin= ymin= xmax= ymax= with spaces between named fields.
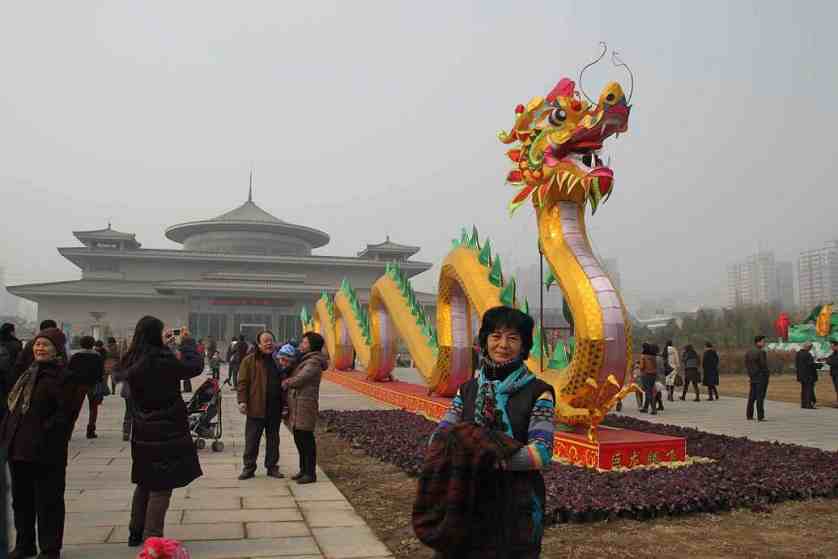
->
xmin=702 ymin=341 xmax=720 ymax=400
xmin=116 ymin=316 xmax=204 ymax=547
xmin=0 ymin=327 xmax=75 ymax=559
xmin=680 ymin=344 xmax=702 ymax=401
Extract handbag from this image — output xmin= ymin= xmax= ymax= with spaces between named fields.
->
xmin=93 ymin=381 xmax=111 ymax=400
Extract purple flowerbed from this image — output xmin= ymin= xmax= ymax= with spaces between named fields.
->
xmin=319 ymin=409 xmax=838 ymax=524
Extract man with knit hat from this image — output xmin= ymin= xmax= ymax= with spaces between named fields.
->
xmin=0 ymin=327 xmax=75 ymax=559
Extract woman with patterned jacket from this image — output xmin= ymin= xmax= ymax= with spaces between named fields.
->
xmin=423 ymin=306 xmax=555 ymax=559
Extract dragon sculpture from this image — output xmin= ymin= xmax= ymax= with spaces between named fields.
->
xmin=306 ymin=45 xmax=636 ymax=440
xmin=497 ymin=46 xmax=635 ymax=438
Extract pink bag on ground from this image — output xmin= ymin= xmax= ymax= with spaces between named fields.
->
xmin=137 ymin=537 xmax=190 ymax=559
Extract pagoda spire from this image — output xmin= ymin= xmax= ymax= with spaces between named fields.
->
xmin=248 ymin=170 xmax=253 ymax=202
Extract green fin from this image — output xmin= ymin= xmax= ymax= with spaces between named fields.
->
xmin=479 ymin=238 xmax=493 ymax=266
xmin=562 ymin=298 xmax=574 ymax=330
xmin=547 ymin=340 xmax=570 ymax=369
xmin=531 ymin=326 xmax=543 ymax=358
xmin=543 ymin=269 xmax=556 ymax=291
xmin=489 ymin=254 xmax=503 ymax=287
xmin=499 ymin=277 xmax=516 ymax=307
xmin=467 ymin=225 xmax=479 ymax=249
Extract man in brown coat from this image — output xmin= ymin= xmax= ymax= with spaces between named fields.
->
xmin=237 ymin=331 xmax=286 ymax=480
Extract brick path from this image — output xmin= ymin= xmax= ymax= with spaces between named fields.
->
xmin=50 ymin=372 xmax=394 ymax=558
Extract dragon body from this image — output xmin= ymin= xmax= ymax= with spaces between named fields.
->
xmin=306 ymin=70 xmax=634 ymax=439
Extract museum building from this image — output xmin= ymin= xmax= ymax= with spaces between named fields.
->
xmin=9 ymin=192 xmax=434 ymax=343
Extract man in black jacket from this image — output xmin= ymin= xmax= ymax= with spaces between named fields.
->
xmin=744 ymin=335 xmax=769 ymax=421
xmin=0 ymin=323 xmax=23 ymax=420
xmin=827 ymin=340 xmax=838 ymax=407
xmin=796 ymin=342 xmax=820 ymax=409
xmin=67 ymin=335 xmax=105 ymax=438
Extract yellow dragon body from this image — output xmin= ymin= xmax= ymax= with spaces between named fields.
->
xmin=305 ymin=57 xmax=634 ymax=439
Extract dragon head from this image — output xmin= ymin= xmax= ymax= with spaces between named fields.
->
xmin=499 ymin=77 xmax=630 ymax=214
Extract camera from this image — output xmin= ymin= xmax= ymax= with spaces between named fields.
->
xmin=172 ymin=328 xmax=182 ymax=336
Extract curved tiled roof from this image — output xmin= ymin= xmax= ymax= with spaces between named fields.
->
xmin=73 ymin=225 xmax=141 ymax=249
xmin=212 ymin=200 xmax=285 ymax=224
xmin=165 ymin=198 xmax=330 ymax=249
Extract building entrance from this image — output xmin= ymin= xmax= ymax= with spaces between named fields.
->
xmin=239 ymin=323 xmax=266 ymax=343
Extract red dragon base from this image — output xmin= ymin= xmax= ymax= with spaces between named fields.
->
xmin=323 ymin=370 xmax=687 ymax=470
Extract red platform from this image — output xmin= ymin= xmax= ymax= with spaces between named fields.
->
xmin=553 ymin=425 xmax=686 ymax=469
xmin=323 ymin=370 xmax=687 ymax=470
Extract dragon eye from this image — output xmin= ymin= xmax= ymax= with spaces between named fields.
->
xmin=606 ymin=93 xmax=616 ymax=103
xmin=548 ymin=108 xmax=567 ymax=126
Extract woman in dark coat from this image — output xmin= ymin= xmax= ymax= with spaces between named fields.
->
xmin=116 ymin=316 xmax=204 ymax=547
xmin=680 ymin=344 xmax=702 ymax=401
xmin=283 ymin=332 xmax=328 ymax=484
xmin=702 ymin=341 xmax=720 ymax=400
xmin=0 ymin=327 xmax=75 ymax=559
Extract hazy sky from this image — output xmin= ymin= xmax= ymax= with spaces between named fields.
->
xmin=1 ymin=1 xmax=836 ymax=309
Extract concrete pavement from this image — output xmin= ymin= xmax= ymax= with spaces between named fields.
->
xmin=615 ymin=393 xmax=838 ymax=451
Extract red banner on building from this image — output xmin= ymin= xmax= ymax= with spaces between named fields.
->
xmin=209 ymin=298 xmax=283 ymax=306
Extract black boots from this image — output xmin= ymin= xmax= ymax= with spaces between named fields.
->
xmin=238 ymin=468 xmax=255 ymax=480
xmin=86 ymin=426 xmax=97 ymax=439
xmin=128 ymin=532 xmax=143 ymax=547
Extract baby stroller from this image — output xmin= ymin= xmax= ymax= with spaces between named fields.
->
xmin=186 ymin=378 xmax=224 ymax=452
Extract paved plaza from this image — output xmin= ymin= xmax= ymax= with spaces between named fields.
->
xmin=616 ymin=394 xmax=838 ymax=451
xmin=52 ymin=373 xmax=394 ymax=559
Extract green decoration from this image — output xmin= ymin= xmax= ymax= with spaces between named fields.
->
xmin=547 ymin=340 xmax=570 ymax=369
xmin=499 ymin=277 xmax=516 ymax=307
xmin=467 ymin=225 xmax=479 ymax=249
xmin=531 ymin=325 xmax=543 ymax=358
xmin=562 ymin=298 xmax=574 ymax=331
xmin=519 ymin=298 xmax=530 ymax=316
xmin=489 ymin=254 xmax=504 ymax=287
xmin=544 ymin=269 xmax=556 ymax=291
xmin=478 ymin=238 xmax=493 ymax=266
xmin=804 ymin=305 xmax=823 ymax=323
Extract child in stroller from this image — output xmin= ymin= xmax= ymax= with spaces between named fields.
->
xmin=187 ymin=378 xmax=224 ymax=451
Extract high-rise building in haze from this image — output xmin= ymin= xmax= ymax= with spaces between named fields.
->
xmin=727 ymin=252 xmax=779 ymax=307
xmin=798 ymin=240 xmax=838 ymax=310
xmin=776 ymin=261 xmax=795 ymax=310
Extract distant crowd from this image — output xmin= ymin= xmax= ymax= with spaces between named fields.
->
xmin=626 ymin=335 xmax=838 ymax=421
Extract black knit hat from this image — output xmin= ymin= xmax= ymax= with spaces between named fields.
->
xmin=33 ymin=327 xmax=67 ymax=359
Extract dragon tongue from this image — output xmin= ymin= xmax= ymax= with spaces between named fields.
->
xmin=587 ymin=167 xmax=613 ymax=196
xmin=588 ymin=166 xmax=613 ymax=178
